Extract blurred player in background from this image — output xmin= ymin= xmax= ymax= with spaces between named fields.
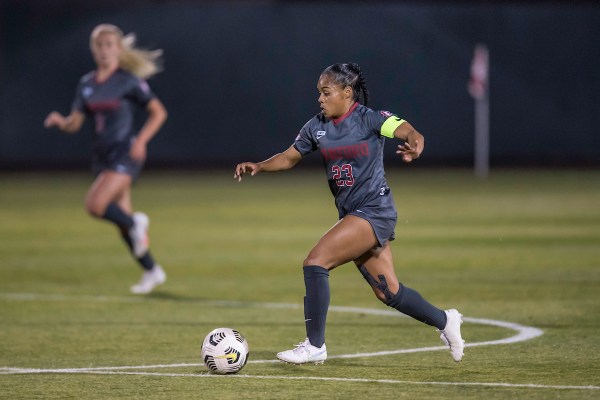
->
xmin=235 ymin=63 xmax=464 ymax=364
xmin=44 ymin=24 xmax=167 ymax=294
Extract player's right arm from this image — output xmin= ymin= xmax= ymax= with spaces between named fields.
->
xmin=234 ymin=145 xmax=302 ymax=182
xmin=44 ymin=110 xmax=85 ymax=134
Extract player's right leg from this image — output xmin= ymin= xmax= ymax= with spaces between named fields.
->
xmin=277 ymin=215 xmax=377 ymax=365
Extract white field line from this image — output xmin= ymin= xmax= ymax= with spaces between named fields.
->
xmin=2 ymin=369 xmax=598 ymax=391
xmin=0 ymin=292 xmax=542 ymax=348
xmin=1 ymin=292 xmax=544 ymax=380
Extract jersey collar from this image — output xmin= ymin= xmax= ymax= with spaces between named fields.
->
xmin=332 ymin=102 xmax=359 ymax=125
xmin=94 ymin=67 xmax=120 ymax=84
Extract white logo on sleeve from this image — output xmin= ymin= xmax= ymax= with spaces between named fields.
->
xmin=82 ymin=87 xmax=93 ymax=98
xmin=138 ymin=79 xmax=150 ymax=94
xmin=316 ymin=131 xmax=326 ymax=140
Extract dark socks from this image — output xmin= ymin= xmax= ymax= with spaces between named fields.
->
xmin=119 ymin=230 xmax=155 ymax=271
xmin=102 ymin=203 xmax=134 ymax=229
xmin=102 ymin=204 xmax=154 ymax=271
xmin=386 ymin=284 xmax=447 ymax=330
xmin=303 ymin=265 xmax=330 ymax=348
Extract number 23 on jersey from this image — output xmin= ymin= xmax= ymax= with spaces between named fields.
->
xmin=332 ymin=164 xmax=354 ymax=187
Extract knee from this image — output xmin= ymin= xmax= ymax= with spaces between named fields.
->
xmin=303 ymin=247 xmax=321 ymax=268
xmin=303 ymin=254 xmax=316 ymax=267
xmin=84 ymin=196 xmax=105 ymax=218
xmin=303 ymin=254 xmax=331 ymax=269
xmin=357 ymin=264 xmax=399 ymax=304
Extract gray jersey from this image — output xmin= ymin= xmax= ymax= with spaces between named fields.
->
xmin=72 ymin=69 xmax=154 ymax=154
xmin=293 ymin=103 xmax=405 ymax=217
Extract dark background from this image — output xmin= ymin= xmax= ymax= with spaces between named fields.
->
xmin=1 ymin=0 xmax=599 ymax=169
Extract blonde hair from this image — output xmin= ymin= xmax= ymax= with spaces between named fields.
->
xmin=90 ymin=24 xmax=163 ymax=79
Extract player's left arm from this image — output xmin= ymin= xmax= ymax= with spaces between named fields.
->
xmin=130 ymin=97 xmax=168 ymax=161
xmin=393 ymin=121 xmax=424 ymax=163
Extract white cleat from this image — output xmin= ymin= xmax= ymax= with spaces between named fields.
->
xmin=130 ymin=212 xmax=150 ymax=258
xmin=438 ymin=309 xmax=465 ymax=362
xmin=130 ymin=265 xmax=166 ymax=294
xmin=277 ymin=338 xmax=327 ymax=365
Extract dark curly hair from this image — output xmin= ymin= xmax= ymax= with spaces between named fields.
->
xmin=321 ymin=62 xmax=369 ymax=107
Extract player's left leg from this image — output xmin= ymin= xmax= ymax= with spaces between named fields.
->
xmin=115 ymin=186 xmax=149 ymax=260
xmin=85 ymin=170 xmax=133 ymax=223
xmin=115 ymin=186 xmax=166 ymax=294
xmin=355 ymin=243 xmax=446 ymax=327
xmin=303 ymin=215 xmax=378 ymax=345
xmin=355 ymin=244 xmax=465 ymax=362
xmin=85 ymin=171 xmax=149 ymax=256
xmin=116 ymin=186 xmax=149 ymax=259
xmin=85 ymin=170 xmax=149 ymax=256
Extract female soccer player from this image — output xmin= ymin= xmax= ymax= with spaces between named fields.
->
xmin=234 ymin=63 xmax=464 ymax=364
xmin=44 ymin=24 xmax=167 ymax=294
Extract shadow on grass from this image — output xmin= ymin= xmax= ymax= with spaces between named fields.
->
xmin=143 ymin=291 xmax=211 ymax=303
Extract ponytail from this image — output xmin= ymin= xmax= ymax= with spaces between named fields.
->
xmin=348 ymin=63 xmax=369 ymax=107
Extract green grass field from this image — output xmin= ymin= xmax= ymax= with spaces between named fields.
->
xmin=1 ymin=168 xmax=598 ymax=399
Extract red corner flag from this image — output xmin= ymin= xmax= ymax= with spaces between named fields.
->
xmin=468 ymin=44 xmax=489 ymax=100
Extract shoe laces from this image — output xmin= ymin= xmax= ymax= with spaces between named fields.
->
xmin=138 ymin=271 xmax=156 ymax=284
xmin=292 ymin=339 xmax=311 ymax=354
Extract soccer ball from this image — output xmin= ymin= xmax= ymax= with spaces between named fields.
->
xmin=201 ymin=327 xmax=249 ymax=374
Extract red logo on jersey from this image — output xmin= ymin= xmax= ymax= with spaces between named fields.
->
xmin=88 ymin=99 xmax=120 ymax=112
xmin=321 ymin=143 xmax=369 ymax=161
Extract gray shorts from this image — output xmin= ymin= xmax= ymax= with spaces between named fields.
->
xmin=349 ymin=208 xmax=396 ymax=248
xmin=344 ymin=193 xmax=397 ymax=248
xmin=92 ymin=143 xmax=144 ymax=181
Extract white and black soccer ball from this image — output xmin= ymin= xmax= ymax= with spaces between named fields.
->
xmin=201 ymin=327 xmax=249 ymax=374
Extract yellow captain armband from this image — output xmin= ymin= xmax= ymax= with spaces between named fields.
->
xmin=380 ymin=116 xmax=406 ymax=138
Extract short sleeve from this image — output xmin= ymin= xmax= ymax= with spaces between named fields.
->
xmin=293 ymin=118 xmax=319 ymax=156
xmin=365 ymin=110 xmax=406 ymax=138
xmin=71 ymin=79 xmax=86 ymax=113
xmin=128 ymin=77 xmax=155 ymax=106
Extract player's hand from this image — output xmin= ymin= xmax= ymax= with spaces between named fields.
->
xmin=234 ymin=162 xmax=260 ymax=182
xmin=396 ymin=140 xmax=420 ymax=163
xmin=44 ymin=112 xmax=65 ymax=129
xmin=129 ymin=139 xmax=147 ymax=162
